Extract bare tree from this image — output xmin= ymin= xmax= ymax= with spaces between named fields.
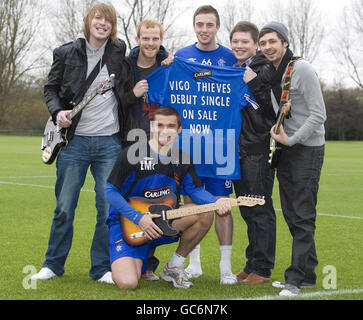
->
xmin=0 ymin=0 xmax=42 ymax=114
xmin=332 ymin=0 xmax=363 ymax=89
xmin=265 ymin=0 xmax=324 ymax=63
xmin=48 ymin=0 xmax=97 ymax=46
xmin=116 ymin=0 xmax=189 ymax=53
xmin=218 ymin=0 xmax=254 ymax=46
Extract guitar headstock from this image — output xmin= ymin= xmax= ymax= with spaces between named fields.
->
xmin=96 ymin=74 xmax=115 ymax=94
xmin=236 ymin=195 xmax=265 ymax=207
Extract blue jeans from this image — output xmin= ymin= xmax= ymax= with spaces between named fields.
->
xmin=43 ymin=134 xmax=121 ymax=280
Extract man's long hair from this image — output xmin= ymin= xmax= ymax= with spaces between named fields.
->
xmin=82 ymin=3 xmax=118 ymax=43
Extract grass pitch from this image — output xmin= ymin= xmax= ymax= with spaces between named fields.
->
xmin=0 ymin=136 xmax=362 ymax=301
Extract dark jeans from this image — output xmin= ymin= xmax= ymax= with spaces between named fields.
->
xmin=233 ymin=151 xmax=276 ymax=278
xmin=277 ymin=144 xmax=324 ymax=287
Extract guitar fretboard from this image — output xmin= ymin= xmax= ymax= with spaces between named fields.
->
xmin=67 ymin=91 xmax=98 ymax=120
xmin=166 ymin=197 xmax=264 ymax=220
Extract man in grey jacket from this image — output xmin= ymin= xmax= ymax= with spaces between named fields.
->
xmin=258 ymin=22 xmax=326 ymax=297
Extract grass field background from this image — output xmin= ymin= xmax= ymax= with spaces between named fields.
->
xmin=0 ymin=136 xmax=362 ymax=300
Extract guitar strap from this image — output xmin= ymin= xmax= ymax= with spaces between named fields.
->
xmin=73 ymin=39 xmax=112 ymax=104
xmin=278 ymin=57 xmax=299 ymax=118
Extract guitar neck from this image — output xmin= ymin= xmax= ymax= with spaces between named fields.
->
xmin=166 ymin=197 xmax=262 ymax=220
xmin=67 ymin=91 xmax=98 ymax=120
xmin=274 ymin=112 xmax=286 ymax=134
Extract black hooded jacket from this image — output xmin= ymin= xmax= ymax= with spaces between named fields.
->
xmin=238 ymin=51 xmax=276 ymax=155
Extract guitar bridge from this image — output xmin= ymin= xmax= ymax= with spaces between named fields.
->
xmin=131 ymin=232 xmax=145 ymax=239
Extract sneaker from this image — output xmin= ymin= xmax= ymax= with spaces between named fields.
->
xmin=279 ymin=283 xmax=300 ymax=297
xmin=97 ymin=271 xmax=114 ymax=284
xmin=141 ymin=270 xmax=159 ymax=281
xmin=220 ymin=273 xmax=238 ymax=285
xmin=161 ymin=263 xmax=194 ymax=289
xmin=272 ymin=281 xmax=286 ymax=288
xmin=185 ymin=265 xmax=202 ymax=279
xmin=30 ymin=267 xmax=57 ymax=281
xmin=273 ymin=281 xmax=315 ymax=289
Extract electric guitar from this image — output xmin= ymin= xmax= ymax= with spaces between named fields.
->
xmin=41 ymin=74 xmax=115 ymax=164
xmin=268 ymin=101 xmax=291 ymax=168
xmin=119 ymin=194 xmax=266 ymax=247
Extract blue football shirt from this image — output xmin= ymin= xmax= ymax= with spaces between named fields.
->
xmin=146 ymin=57 xmax=258 ymax=180
xmin=175 ymin=43 xmax=237 ymax=67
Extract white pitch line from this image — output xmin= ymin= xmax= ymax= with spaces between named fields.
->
xmin=0 ymin=176 xmax=54 ymax=179
xmin=1 ymin=180 xmax=363 ymax=220
xmin=238 ymin=288 xmax=363 ymax=300
xmin=317 ymin=212 xmax=363 ymax=220
xmin=0 ymin=181 xmax=94 ymax=193
xmin=274 ymin=208 xmax=363 ymax=220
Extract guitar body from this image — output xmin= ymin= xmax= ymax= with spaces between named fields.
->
xmin=41 ymin=117 xmax=67 ymax=164
xmin=268 ymin=101 xmax=291 ymax=169
xmin=120 ymin=194 xmax=179 ymax=247
xmin=268 ymin=138 xmax=281 ymax=169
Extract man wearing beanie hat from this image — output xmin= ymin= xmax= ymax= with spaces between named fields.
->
xmin=258 ymin=22 xmax=327 ymax=297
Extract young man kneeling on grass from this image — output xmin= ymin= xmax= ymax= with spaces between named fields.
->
xmin=105 ymin=106 xmax=232 ymax=289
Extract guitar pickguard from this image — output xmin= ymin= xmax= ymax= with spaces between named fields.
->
xmin=149 ymin=204 xmax=181 ymax=238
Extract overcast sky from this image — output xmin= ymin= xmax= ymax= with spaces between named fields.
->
xmin=39 ymin=0 xmax=357 ymax=88
xmin=172 ymin=0 xmax=352 ymax=88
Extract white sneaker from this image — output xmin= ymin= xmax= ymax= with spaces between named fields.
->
xmin=220 ymin=273 xmax=238 ymax=285
xmin=272 ymin=281 xmax=286 ymax=288
xmin=97 ymin=271 xmax=114 ymax=284
xmin=279 ymin=284 xmax=300 ymax=297
xmin=161 ymin=263 xmax=194 ymax=289
xmin=184 ymin=265 xmax=202 ymax=279
xmin=30 ymin=267 xmax=57 ymax=281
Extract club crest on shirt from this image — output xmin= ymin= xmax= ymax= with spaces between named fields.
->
xmin=225 ymin=179 xmax=232 ymax=189
xmin=217 ymin=57 xmax=227 ymax=66
xmin=140 ymin=157 xmax=156 ymax=171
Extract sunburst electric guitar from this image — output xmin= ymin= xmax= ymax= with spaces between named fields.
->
xmin=268 ymin=101 xmax=291 ymax=168
xmin=120 ymin=194 xmax=265 ymax=247
xmin=41 ymin=74 xmax=115 ymax=164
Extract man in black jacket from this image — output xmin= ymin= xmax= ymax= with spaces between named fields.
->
xmin=122 ymin=19 xmax=168 ymax=280
xmin=32 ymin=3 xmax=129 ymax=284
xmin=230 ymin=21 xmax=277 ymax=284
